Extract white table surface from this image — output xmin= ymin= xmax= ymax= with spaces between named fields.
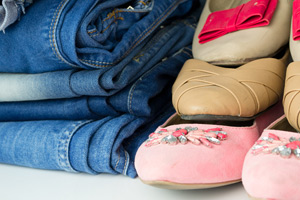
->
xmin=0 ymin=163 xmax=250 ymax=200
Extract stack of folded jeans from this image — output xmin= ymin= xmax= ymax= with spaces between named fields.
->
xmin=0 ymin=0 xmax=204 ymax=177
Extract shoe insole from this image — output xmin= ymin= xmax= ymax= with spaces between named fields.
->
xmin=270 ymin=117 xmax=298 ymax=132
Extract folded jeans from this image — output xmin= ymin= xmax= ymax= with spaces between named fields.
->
xmin=0 ymin=0 xmax=195 ymax=73
xmin=0 ymin=11 xmax=198 ymax=101
xmin=0 ymin=46 xmax=193 ymax=120
xmin=0 ymin=103 xmax=176 ymax=178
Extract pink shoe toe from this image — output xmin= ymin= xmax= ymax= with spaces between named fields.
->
xmin=135 ymin=103 xmax=283 ymax=189
xmin=243 ymin=116 xmax=300 ymax=200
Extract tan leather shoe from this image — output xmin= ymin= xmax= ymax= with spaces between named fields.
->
xmin=285 ymin=1 xmax=300 ymax=131
xmin=283 ymin=62 xmax=300 ymax=131
xmin=193 ymin=0 xmax=292 ymax=66
xmin=172 ymin=48 xmax=289 ymax=121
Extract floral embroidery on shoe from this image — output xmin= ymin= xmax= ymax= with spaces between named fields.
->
xmin=251 ymin=133 xmax=300 ymax=158
xmin=145 ymin=127 xmax=227 ymax=147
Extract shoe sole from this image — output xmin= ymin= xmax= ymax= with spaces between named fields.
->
xmin=180 ymin=113 xmax=258 ymax=122
xmin=180 ymin=102 xmax=277 ymax=122
xmin=140 ymin=179 xmax=241 ymax=190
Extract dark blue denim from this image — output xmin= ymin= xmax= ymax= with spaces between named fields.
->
xmin=0 ymin=12 xmax=198 ymax=101
xmin=0 ymin=0 xmax=195 ymax=73
xmin=0 ymin=103 xmax=175 ymax=177
xmin=0 ymin=46 xmax=192 ymax=121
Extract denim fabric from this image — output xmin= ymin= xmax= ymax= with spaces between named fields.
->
xmin=0 ymin=104 xmax=175 ymax=178
xmin=0 ymin=46 xmax=192 ymax=121
xmin=0 ymin=0 xmax=206 ymax=178
xmin=0 ymin=0 xmax=32 ymax=31
xmin=0 ymin=11 xmax=198 ymax=101
xmin=0 ymin=0 xmax=195 ymax=73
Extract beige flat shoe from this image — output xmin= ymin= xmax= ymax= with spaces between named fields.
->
xmin=283 ymin=62 xmax=300 ymax=131
xmin=285 ymin=1 xmax=300 ymax=131
xmin=172 ymin=48 xmax=289 ymax=121
xmin=192 ymin=0 xmax=292 ymax=66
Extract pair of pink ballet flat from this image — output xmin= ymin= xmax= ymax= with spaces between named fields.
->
xmin=135 ymin=105 xmax=300 ymax=200
xmin=135 ymin=102 xmax=284 ymax=189
xmin=135 ymin=0 xmax=300 ymax=199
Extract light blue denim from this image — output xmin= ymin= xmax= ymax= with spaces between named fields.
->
xmin=0 ymin=12 xmax=198 ymax=101
xmin=0 ymin=104 xmax=175 ymax=177
xmin=0 ymin=0 xmax=32 ymax=31
xmin=0 ymin=46 xmax=193 ymax=121
xmin=0 ymin=0 xmax=195 ymax=73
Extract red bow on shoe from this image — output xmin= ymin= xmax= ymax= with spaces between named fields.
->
xmin=198 ymin=0 xmax=278 ymax=44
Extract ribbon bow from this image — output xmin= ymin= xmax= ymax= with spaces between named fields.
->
xmin=293 ymin=0 xmax=300 ymax=40
xmin=198 ymin=0 xmax=278 ymax=44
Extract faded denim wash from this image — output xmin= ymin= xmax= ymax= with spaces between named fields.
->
xmin=0 ymin=46 xmax=192 ymax=121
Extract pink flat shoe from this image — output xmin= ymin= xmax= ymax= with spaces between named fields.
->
xmin=134 ymin=102 xmax=283 ymax=189
xmin=242 ymin=116 xmax=300 ymax=200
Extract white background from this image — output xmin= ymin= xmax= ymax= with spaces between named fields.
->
xmin=0 ymin=163 xmax=250 ymax=200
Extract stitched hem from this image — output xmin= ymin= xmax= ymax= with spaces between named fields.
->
xmin=57 ymin=120 xmax=93 ymax=172
xmin=49 ymin=0 xmax=78 ymax=68
xmin=122 ymin=150 xmax=130 ymax=175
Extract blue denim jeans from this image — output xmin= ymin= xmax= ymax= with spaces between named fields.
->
xmin=0 ymin=46 xmax=193 ymax=121
xmin=0 ymin=0 xmax=195 ymax=73
xmin=0 ymin=0 xmax=205 ymax=177
xmin=0 ymin=0 xmax=32 ymax=31
xmin=0 ymin=12 xmax=198 ymax=101
xmin=0 ymin=104 xmax=175 ymax=178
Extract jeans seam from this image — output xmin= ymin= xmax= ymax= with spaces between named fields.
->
xmin=87 ymin=9 xmax=125 ymax=35
xmin=79 ymin=0 xmax=184 ymax=67
xmin=181 ymin=20 xmax=196 ymax=29
xmin=91 ymin=17 xmax=124 ymax=37
xmin=114 ymin=148 xmax=121 ymax=170
xmin=127 ymin=79 xmax=138 ymax=115
xmin=88 ymin=8 xmax=149 ymax=36
xmin=122 ymin=150 xmax=128 ymax=175
xmin=49 ymin=0 xmax=77 ymax=67
xmin=139 ymin=0 xmax=147 ymax=6
xmin=88 ymin=29 xmax=97 ymax=34
xmin=185 ymin=47 xmax=192 ymax=51
xmin=182 ymin=49 xmax=192 ymax=58
xmin=58 ymin=120 xmax=92 ymax=172
xmin=124 ymin=48 xmax=192 ymax=145
xmin=127 ymin=42 xmax=167 ymax=114
xmin=89 ymin=9 xmax=150 ymax=29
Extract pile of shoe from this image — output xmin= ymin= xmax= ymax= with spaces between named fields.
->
xmin=135 ymin=0 xmax=300 ymax=199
